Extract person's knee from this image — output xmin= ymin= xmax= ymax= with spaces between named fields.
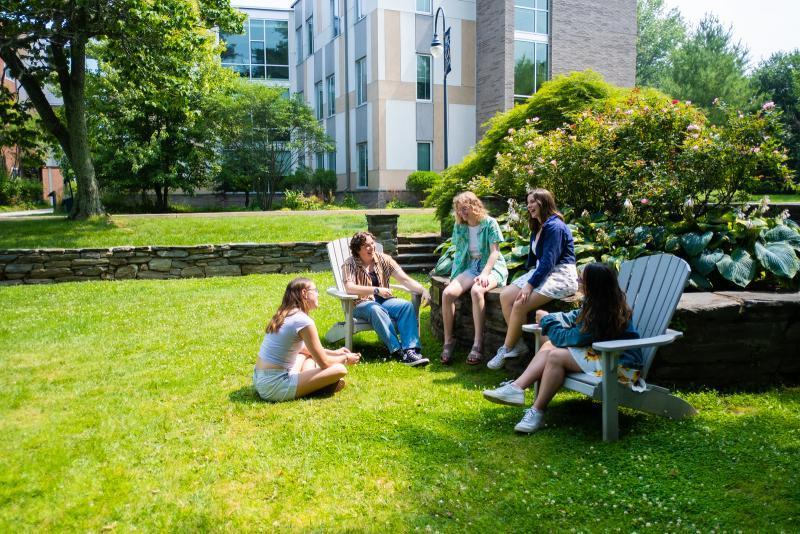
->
xmin=443 ymin=284 xmax=460 ymax=301
xmin=470 ymin=284 xmax=485 ymax=298
xmin=331 ymin=363 xmax=348 ymax=377
xmin=545 ymin=349 xmax=569 ymax=368
xmin=369 ymin=306 xmax=389 ymax=321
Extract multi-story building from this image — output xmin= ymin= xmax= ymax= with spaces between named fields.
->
xmin=223 ymin=0 xmax=636 ymax=205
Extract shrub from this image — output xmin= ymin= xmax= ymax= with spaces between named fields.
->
xmin=339 ymin=193 xmax=363 ymax=209
xmin=282 ymin=190 xmax=326 ymax=211
xmin=385 ymin=198 xmax=411 ymax=209
xmin=406 ymin=171 xmax=441 ymax=196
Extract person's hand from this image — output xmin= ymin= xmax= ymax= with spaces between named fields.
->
xmin=421 ymin=289 xmax=431 ymax=307
xmin=514 ymin=285 xmax=532 ymax=305
xmin=333 ymin=347 xmax=351 ymax=355
xmin=343 ymin=352 xmax=361 ymax=365
xmin=535 ymin=309 xmax=549 ymax=323
xmin=376 ymin=287 xmax=393 ymax=298
xmin=474 ymin=274 xmax=490 ymax=288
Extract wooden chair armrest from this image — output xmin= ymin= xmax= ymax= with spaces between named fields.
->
xmin=326 ymin=287 xmax=358 ymax=300
xmin=521 ymin=323 xmax=542 ymax=334
xmin=592 ymin=329 xmax=683 ymax=353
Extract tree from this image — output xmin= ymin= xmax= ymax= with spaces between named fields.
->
xmin=212 ymin=79 xmax=332 ymax=210
xmin=753 ymin=50 xmax=800 ymax=176
xmin=636 ymin=0 xmax=687 ymax=88
xmin=660 ymin=15 xmax=753 ymax=123
xmin=0 ymin=1 xmax=242 ymax=218
xmin=0 ymin=80 xmax=48 ymax=181
xmin=86 ymin=36 xmax=237 ymax=212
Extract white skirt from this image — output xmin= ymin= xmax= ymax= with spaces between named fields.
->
xmin=511 ymin=263 xmax=578 ymax=299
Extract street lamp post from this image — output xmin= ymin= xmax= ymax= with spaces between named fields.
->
xmin=430 ymin=6 xmax=451 ymax=169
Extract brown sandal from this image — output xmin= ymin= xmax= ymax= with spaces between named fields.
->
xmin=440 ymin=341 xmax=456 ymax=365
xmin=466 ymin=345 xmax=483 ymax=365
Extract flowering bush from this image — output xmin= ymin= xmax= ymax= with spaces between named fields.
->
xmin=492 ymin=93 xmax=793 ymax=226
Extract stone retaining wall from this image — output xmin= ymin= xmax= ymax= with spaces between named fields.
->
xmin=0 ymin=243 xmax=330 ymax=285
xmin=429 ymin=276 xmax=800 ymax=389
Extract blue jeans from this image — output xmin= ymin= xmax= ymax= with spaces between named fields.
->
xmin=353 ymin=298 xmax=420 ymax=354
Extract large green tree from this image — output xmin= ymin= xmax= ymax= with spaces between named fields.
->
xmin=636 ymin=0 xmax=687 ymax=88
xmin=212 ymin=79 xmax=332 ymax=210
xmin=753 ymin=50 xmax=800 ymax=176
xmin=660 ymin=15 xmax=753 ymax=122
xmin=0 ymin=1 xmax=242 ymax=218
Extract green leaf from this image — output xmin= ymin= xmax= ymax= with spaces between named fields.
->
xmin=505 ymin=259 xmax=526 ymax=270
xmin=761 ymin=225 xmax=800 ymax=250
xmin=689 ymin=272 xmax=713 ymax=291
xmin=717 ymin=248 xmax=756 ymax=288
xmin=665 ymin=235 xmax=681 ymax=253
xmin=680 ymin=231 xmax=714 ymax=256
xmin=512 ymin=245 xmax=530 ymax=258
xmin=691 ymin=249 xmax=724 ymax=276
xmin=754 ymin=241 xmax=799 ymax=279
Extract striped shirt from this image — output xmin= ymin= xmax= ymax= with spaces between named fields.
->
xmin=342 ymin=252 xmax=396 ymax=305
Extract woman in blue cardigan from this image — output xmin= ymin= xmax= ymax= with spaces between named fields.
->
xmin=487 ymin=188 xmax=579 ymax=370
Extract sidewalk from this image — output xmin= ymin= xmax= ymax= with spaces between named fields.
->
xmin=0 ymin=208 xmax=54 ymax=218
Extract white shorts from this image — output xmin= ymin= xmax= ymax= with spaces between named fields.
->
xmin=253 ymin=367 xmax=299 ymax=402
xmin=511 ymin=263 xmax=578 ymax=299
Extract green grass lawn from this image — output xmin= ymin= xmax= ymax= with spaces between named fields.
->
xmin=0 ymin=211 xmax=440 ymax=249
xmin=1 ymin=273 xmax=798 ymax=531
xmin=748 ymin=194 xmax=800 ymax=203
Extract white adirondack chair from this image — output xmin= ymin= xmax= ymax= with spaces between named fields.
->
xmin=324 ymin=237 xmax=421 ymax=350
xmin=522 ymin=254 xmax=697 ymax=442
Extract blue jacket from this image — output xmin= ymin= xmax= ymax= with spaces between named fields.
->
xmin=539 ymin=309 xmax=644 ymax=368
xmin=525 ymin=215 xmax=576 ymax=289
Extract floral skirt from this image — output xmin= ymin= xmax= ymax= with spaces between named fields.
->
xmin=511 ymin=263 xmax=578 ymax=299
xmin=568 ymin=346 xmax=644 ymax=391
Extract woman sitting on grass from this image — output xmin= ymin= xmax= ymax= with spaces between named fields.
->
xmin=482 ymin=262 xmax=643 ymax=433
xmin=440 ymin=191 xmax=508 ymax=365
xmin=253 ymin=277 xmax=359 ymax=402
xmin=487 ymin=188 xmax=578 ymax=370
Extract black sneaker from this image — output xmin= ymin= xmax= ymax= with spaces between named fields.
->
xmin=390 ymin=350 xmax=403 ymax=361
xmin=401 ymin=348 xmax=429 ymax=367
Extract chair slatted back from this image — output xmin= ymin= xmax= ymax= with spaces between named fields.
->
xmin=617 ymin=254 xmax=690 ymax=379
xmin=326 ymin=236 xmax=385 ymax=296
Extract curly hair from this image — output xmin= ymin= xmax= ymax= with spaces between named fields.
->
xmin=266 ymin=277 xmax=314 ymax=333
xmin=526 ymin=188 xmax=563 ymax=235
xmin=349 ymin=231 xmax=376 ymax=257
xmin=577 ymin=263 xmax=632 ymax=341
xmin=452 ymin=191 xmax=488 ymax=225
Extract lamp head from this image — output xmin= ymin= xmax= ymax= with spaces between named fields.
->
xmin=430 ymin=36 xmax=444 ymax=58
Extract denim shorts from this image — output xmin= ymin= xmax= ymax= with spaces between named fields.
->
xmin=253 ymin=367 xmax=299 ymax=402
xmin=466 ymin=258 xmax=504 ymax=285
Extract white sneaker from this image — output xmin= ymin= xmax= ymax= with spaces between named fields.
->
xmin=482 ymin=381 xmax=525 ymax=406
xmin=514 ymin=408 xmax=545 ymax=434
xmin=504 ymin=338 xmax=529 ymax=359
xmin=486 ymin=346 xmax=508 ymax=370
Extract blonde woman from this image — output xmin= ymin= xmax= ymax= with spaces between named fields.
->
xmin=440 ymin=192 xmax=508 ymax=365
xmin=253 ymin=277 xmax=359 ymax=401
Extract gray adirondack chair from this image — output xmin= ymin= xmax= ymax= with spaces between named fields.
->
xmin=324 ymin=237 xmax=421 ymax=350
xmin=522 ymin=254 xmax=697 ymax=442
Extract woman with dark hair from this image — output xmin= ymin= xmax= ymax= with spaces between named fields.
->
xmin=253 ymin=277 xmax=360 ymax=402
xmin=487 ymin=188 xmax=578 ymax=370
xmin=482 ymin=262 xmax=643 ymax=433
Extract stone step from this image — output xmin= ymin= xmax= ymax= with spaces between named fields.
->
xmin=398 ymin=233 xmax=442 ymax=245
xmin=396 ymin=252 xmax=439 ymax=263
xmin=400 ymin=263 xmax=436 ymax=273
xmin=397 ymin=243 xmax=439 ymax=254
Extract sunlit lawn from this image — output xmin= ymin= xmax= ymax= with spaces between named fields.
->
xmin=0 ymin=210 xmax=439 ymax=249
xmin=1 ymin=273 xmax=798 ymax=531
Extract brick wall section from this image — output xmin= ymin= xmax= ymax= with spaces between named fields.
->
xmin=429 ymin=276 xmax=800 ymax=389
xmin=0 ymin=243 xmax=331 ymax=285
xmin=550 ymin=0 xmax=637 ymax=87
xmin=475 ymin=0 xmax=514 ymax=136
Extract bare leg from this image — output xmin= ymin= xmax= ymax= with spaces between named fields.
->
xmin=470 ymin=278 xmax=498 ymax=347
xmin=294 ymin=364 xmax=348 ymax=398
xmin=499 ymin=285 xmax=520 ymax=323
xmin=503 ymin=291 xmax=552 ymax=348
xmin=532 ymin=348 xmax=581 ymax=411
xmin=512 ymin=341 xmax=556 ymax=390
xmin=441 ymin=272 xmax=475 ymax=345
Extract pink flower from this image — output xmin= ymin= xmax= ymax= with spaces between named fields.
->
xmin=751 ymin=147 xmax=761 ymax=153
xmin=640 ymin=198 xmax=649 ymax=205
xmin=671 ymin=99 xmax=679 ymax=105
xmin=508 ymin=128 xmax=516 ymax=134
xmin=550 ymin=159 xmax=557 ymax=166
xmin=687 ymin=124 xmax=701 ymax=132
xmin=762 ymin=101 xmax=776 ymax=111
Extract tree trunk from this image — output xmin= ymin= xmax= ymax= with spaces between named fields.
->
xmin=154 ymin=186 xmax=164 ymax=212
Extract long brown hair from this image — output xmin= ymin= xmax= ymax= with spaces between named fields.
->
xmin=527 ymin=188 xmax=563 ymax=235
xmin=577 ymin=263 xmax=632 ymax=340
xmin=266 ymin=277 xmax=314 ymax=333
xmin=452 ymin=191 xmax=488 ymax=224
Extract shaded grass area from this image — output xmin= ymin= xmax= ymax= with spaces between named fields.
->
xmin=0 ymin=211 xmax=439 ymax=249
xmin=1 ymin=273 xmax=798 ymax=531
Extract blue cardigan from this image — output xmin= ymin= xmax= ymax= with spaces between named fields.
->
xmin=525 ymin=215 xmax=576 ymax=288
xmin=539 ymin=309 xmax=644 ymax=368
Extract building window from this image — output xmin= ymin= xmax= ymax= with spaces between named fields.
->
xmin=514 ymin=40 xmax=548 ymax=102
xmin=417 ymin=142 xmax=432 ymax=171
xmin=355 ymin=0 xmax=365 ymax=20
xmin=221 ymin=18 xmax=289 ymax=80
xmin=306 ymin=16 xmax=314 ymax=56
xmin=331 ymin=0 xmax=340 ymax=37
xmin=357 ymin=143 xmax=368 ymax=187
xmin=326 ymin=74 xmax=336 ymax=116
xmin=515 ymin=0 xmax=548 ymax=35
xmin=416 ymin=0 xmax=432 ymax=14
xmin=295 ymin=26 xmax=303 ymax=65
xmin=416 ymin=54 xmax=431 ymax=101
xmin=356 ymin=57 xmax=367 ymax=106
xmin=327 ymin=151 xmax=336 ymax=173
xmin=316 ymin=152 xmax=325 ymax=170
xmin=315 ymin=81 xmax=324 ymax=120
